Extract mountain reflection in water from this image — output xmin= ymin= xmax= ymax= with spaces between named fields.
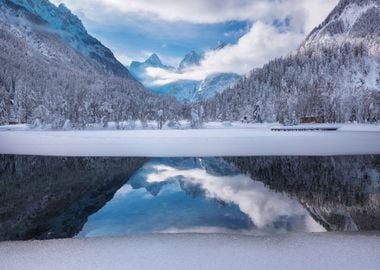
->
xmin=1 ymin=155 xmax=379 ymax=241
xmin=79 ymin=158 xmax=325 ymax=237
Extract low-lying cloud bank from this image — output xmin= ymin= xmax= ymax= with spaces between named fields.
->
xmin=146 ymin=22 xmax=304 ymax=85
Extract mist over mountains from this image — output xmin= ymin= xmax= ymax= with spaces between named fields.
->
xmin=129 ymin=49 xmax=240 ymax=102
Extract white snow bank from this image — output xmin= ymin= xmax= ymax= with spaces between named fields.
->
xmin=0 ymin=124 xmax=30 ymax=131
xmin=0 ymin=233 xmax=379 ymax=270
xmin=0 ymin=121 xmax=277 ymax=131
xmin=0 ymin=128 xmax=379 ymax=156
xmin=338 ymin=123 xmax=380 ymax=132
xmin=1 ymin=122 xmax=379 ymax=132
xmin=202 ymin=121 xmax=276 ymax=129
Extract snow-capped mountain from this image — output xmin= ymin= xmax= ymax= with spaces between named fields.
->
xmin=302 ymin=0 xmax=380 ymax=54
xmin=178 ymin=50 xmax=203 ymax=71
xmin=0 ymin=0 xmax=180 ymax=126
xmin=197 ymin=73 xmax=241 ymax=100
xmin=129 ymin=53 xmax=173 ymax=83
xmin=204 ymin=0 xmax=380 ymax=123
xmin=157 ymin=80 xmax=201 ymax=101
xmin=130 ymin=53 xmax=172 ymax=73
xmin=10 ymin=0 xmax=130 ymax=77
xmin=129 ymin=50 xmax=240 ymax=102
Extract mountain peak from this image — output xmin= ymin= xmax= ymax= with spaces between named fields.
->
xmin=11 ymin=0 xmax=87 ymax=34
xmin=129 ymin=53 xmax=171 ymax=80
xmin=8 ymin=0 xmax=130 ymax=77
xmin=57 ymin=3 xmax=72 ymax=16
xmin=145 ymin=53 xmax=163 ymax=66
xmin=58 ymin=3 xmax=69 ymax=12
xmin=178 ymin=50 xmax=202 ymax=71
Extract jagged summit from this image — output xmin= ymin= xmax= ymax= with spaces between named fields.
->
xmin=129 ymin=47 xmax=239 ymax=102
xmin=130 ymin=53 xmax=170 ymax=70
xmin=129 ymin=53 xmax=171 ymax=80
xmin=11 ymin=0 xmax=87 ymax=34
xmin=145 ymin=53 xmax=163 ymax=67
xmin=178 ymin=50 xmax=202 ymax=71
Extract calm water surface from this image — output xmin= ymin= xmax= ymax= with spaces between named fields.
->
xmin=79 ymin=158 xmax=324 ymax=237
xmin=0 ymin=155 xmax=379 ymax=240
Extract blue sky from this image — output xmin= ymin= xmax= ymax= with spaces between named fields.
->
xmin=87 ymin=18 xmax=250 ymax=66
xmin=51 ymin=0 xmax=338 ymax=82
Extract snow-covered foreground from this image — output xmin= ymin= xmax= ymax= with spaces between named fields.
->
xmin=0 ymin=233 xmax=379 ymax=270
xmin=0 ymin=126 xmax=379 ymax=156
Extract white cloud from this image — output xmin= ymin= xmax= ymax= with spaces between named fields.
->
xmin=161 ymin=55 xmax=183 ymax=67
xmin=146 ymin=22 xmax=304 ymax=84
xmin=52 ymin=0 xmax=337 ymax=28
xmin=52 ymin=0 xmax=339 ymax=83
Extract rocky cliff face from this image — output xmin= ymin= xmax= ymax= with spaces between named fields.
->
xmin=0 ymin=155 xmax=147 ymax=240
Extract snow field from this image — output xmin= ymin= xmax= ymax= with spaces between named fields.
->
xmin=0 ymin=233 xmax=379 ymax=270
xmin=0 ymin=127 xmax=379 ymax=156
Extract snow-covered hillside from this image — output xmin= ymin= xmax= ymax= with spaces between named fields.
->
xmin=197 ymin=73 xmax=241 ymax=100
xmin=129 ymin=50 xmax=240 ymax=102
xmin=204 ymin=0 xmax=380 ymax=124
xmin=303 ymin=0 xmax=380 ymax=55
xmin=0 ymin=0 xmax=181 ymax=127
xmin=10 ymin=0 xmax=130 ymax=76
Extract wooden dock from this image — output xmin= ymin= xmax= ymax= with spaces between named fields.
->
xmin=271 ymin=126 xmax=339 ymax=132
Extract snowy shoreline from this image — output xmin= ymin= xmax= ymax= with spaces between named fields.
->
xmin=1 ymin=233 xmax=379 ymax=270
xmin=0 ymin=127 xmax=379 ymax=157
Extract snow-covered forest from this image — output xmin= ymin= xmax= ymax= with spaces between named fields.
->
xmin=203 ymin=0 xmax=380 ymax=123
xmin=0 ymin=0 xmax=379 ymax=128
xmin=204 ymin=42 xmax=380 ymax=123
xmin=0 ymin=0 xmax=182 ymax=128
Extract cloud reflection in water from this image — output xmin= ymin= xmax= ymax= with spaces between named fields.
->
xmin=79 ymin=158 xmax=324 ymax=237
